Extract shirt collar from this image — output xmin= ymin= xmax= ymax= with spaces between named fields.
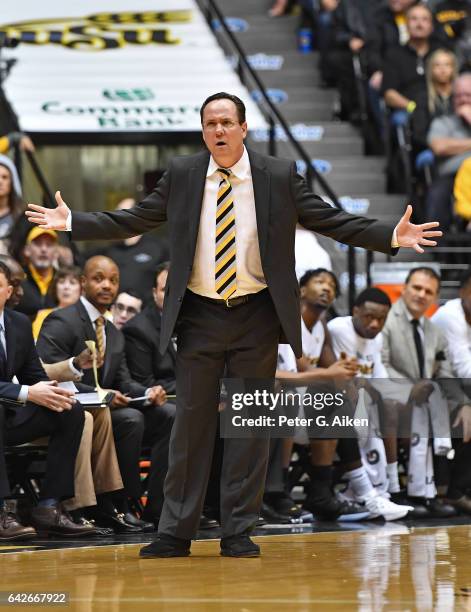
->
xmin=207 ymin=146 xmax=251 ymax=180
xmin=405 ymin=307 xmax=424 ymax=328
xmin=80 ymin=296 xmax=105 ymax=325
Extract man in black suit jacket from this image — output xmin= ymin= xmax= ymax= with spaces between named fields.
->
xmin=36 ymin=256 xmax=174 ymax=532
xmin=0 ymin=262 xmax=94 ymax=540
xmin=27 ymin=92 xmax=441 ymax=558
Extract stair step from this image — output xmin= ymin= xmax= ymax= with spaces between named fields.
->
xmin=248 ymin=138 xmax=364 ymax=158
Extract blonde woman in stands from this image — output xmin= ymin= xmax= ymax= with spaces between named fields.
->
xmin=426 ymin=48 xmax=458 ymax=119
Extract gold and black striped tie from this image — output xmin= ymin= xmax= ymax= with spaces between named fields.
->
xmin=95 ymin=316 xmax=105 ymax=363
xmin=215 ymin=168 xmax=237 ymax=302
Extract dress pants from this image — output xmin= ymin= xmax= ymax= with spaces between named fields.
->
xmin=141 ymin=401 xmax=175 ymax=518
xmin=0 ymin=401 xmax=84 ymax=500
xmin=158 ymin=289 xmax=280 ymax=540
xmin=110 ymin=407 xmax=144 ymax=499
xmin=63 ymin=407 xmax=124 ymax=511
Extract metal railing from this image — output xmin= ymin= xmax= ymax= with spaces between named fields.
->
xmin=200 ymin=0 xmax=357 ymax=310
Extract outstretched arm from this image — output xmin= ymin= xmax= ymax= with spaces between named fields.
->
xmin=25 ymin=169 xmax=170 ymax=241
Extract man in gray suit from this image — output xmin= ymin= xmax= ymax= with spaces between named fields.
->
xmin=381 ymin=266 xmax=470 ymax=515
xmin=26 ymin=92 xmax=441 ymax=558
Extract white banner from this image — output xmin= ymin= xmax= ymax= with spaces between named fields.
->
xmin=1 ymin=1 xmax=267 ymax=134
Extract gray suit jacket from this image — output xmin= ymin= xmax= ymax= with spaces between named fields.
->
xmin=381 ymin=298 xmax=466 ymax=411
xmin=72 ymin=148 xmax=397 ymax=357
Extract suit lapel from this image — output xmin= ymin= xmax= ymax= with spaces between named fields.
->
xmin=248 ymin=149 xmax=270 ymax=261
xmin=188 ymin=152 xmax=210 ymax=265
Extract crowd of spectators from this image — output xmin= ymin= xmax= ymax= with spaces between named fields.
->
xmin=272 ymin=0 xmax=471 ymax=232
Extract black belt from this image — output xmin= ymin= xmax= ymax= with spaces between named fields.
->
xmin=188 ymin=289 xmax=267 ymax=308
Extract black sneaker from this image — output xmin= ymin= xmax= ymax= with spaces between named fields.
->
xmin=304 ymin=495 xmax=368 ymax=522
xmin=265 ymin=492 xmax=303 ymax=519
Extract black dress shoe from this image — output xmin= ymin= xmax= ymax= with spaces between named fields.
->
xmin=123 ymin=512 xmax=155 ymax=533
xmin=139 ymin=534 xmax=191 ymax=558
xmin=425 ymin=498 xmax=457 ymax=518
xmin=91 ymin=509 xmax=142 ymax=534
xmin=74 ymin=517 xmax=114 ymax=537
xmin=220 ymin=534 xmax=260 ymax=558
xmin=199 ymin=514 xmax=220 ymax=530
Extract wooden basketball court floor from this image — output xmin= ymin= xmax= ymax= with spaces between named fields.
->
xmin=2 ymin=520 xmax=471 ymax=611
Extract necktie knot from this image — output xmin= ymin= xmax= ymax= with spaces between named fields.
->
xmin=96 ymin=316 xmax=105 ymax=328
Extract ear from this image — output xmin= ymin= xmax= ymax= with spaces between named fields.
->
xmin=241 ymin=121 xmax=248 ymax=140
xmin=6 ymin=285 xmax=13 ymax=301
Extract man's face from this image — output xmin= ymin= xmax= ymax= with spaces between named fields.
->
xmin=153 ymin=269 xmax=168 ymax=312
xmin=402 ymin=271 xmax=439 ymax=318
xmin=388 ymin=0 xmax=415 ymax=14
xmin=25 ymin=235 xmax=57 ymax=271
xmin=0 ymin=166 xmax=12 ymax=199
xmin=0 ymin=272 xmax=13 ymax=311
xmin=202 ymin=99 xmax=247 ymax=168
xmin=353 ymin=301 xmax=390 ymax=339
xmin=6 ymin=260 xmax=25 ymax=308
xmin=111 ymin=292 xmax=142 ymax=329
xmin=453 ymin=78 xmax=471 ymax=112
xmin=407 ymin=7 xmax=434 ymax=40
xmin=300 ymin=272 xmax=337 ymax=310
xmin=82 ymin=259 xmax=120 ymax=311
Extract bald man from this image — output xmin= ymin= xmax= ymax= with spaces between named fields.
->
xmin=36 ymin=256 xmax=175 ymax=532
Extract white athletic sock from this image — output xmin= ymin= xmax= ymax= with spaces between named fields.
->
xmin=386 ymin=462 xmax=400 ymax=494
xmin=343 ymin=467 xmax=375 ymax=501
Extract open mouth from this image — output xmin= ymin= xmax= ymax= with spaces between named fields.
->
xmin=216 ymin=141 xmax=227 ymax=147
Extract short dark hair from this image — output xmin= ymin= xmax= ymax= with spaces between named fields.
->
xmin=117 ymin=289 xmax=142 ymax=302
xmin=299 ymin=268 xmax=340 ymax=297
xmin=405 ymin=266 xmax=441 ymax=288
xmin=0 ymin=261 xmax=12 ymax=284
xmin=200 ymin=92 xmax=246 ymax=124
xmin=154 ymin=261 xmax=170 ymax=287
xmin=407 ymin=2 xmax=433 ymax=20
xmin=354 ymin=287 xmax=391 ymax=308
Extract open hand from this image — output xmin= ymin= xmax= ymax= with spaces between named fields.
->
xmin=28 ymin=381 xmax=75 ymax=412
xmin=25 ymin=191 xmax=70 ymax=230
xmin=396 ymin=205 xmax=442 ymax=253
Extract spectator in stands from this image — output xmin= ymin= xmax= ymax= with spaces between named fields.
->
xmin=273 ymin=269 xmax=368 ymax=522
xmin=0 ymin=155 xmax=24 ymax=257
xmin=426 ymin=48 xmax=458 ymax=118
xmin=0 ymin=261 xmax=95 ymax=540
xmin=111 ymin=291 xmax=142 ymax=330
xmin=426 ymin=73 xmax=471 ymax=228
xmin=383 ymin=3 xmax=442 ymax=149
xmin=15 ymin=227 xmax=58 ymax=318
xmin=36 ymin=256 xmax=174 ymax=532
xmin=300 ymin=0 xmax=339 ymax=87
xmin=328 ymin=288 xmax=414 ymax=520
xmin=328 ymin=0 xmax=383 ymax=122
xmin=381 ymin=266 xmax=464 ymax=516
xmin=432 ymin=268 xmax=471 ymax=514
xmin=93 ymin=197 xmax=169 ymax=304
xmin=32 ymin=266 xmax=82 ymax=340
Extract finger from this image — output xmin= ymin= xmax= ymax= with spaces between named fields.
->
xmin=413 ymin=243 xmax=424 ymax=254
xmin=55 ymin=190 xmax=65 ymax=206
xmin=418 ymin=239 xmax=437 ymax=246
xmin=27 ymin=203 xmax=49 ymax=213
xmin=417 ymin=221 xmax=440 ymax=230
xmin=401 ymin=204 xmax=412 ymax=222
xmin=453 ymin=415 xmax=460 ymax=429
xmin=422 ymin=231 xmax=442 ymax=238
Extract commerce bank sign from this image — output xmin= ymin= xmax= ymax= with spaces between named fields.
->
xmin=0 ymin=0 xmax=266 ymax=135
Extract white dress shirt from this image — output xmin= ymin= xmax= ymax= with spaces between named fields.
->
xmin=432 ymin=298 xmax=471 ymax=379
xmin=188 ymin=146 xmax=267 ymax=298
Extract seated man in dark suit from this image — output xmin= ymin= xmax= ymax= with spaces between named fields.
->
xmin=36 ymin=256 xmax=175 ymax=532
xmin=0 ymin=262 xmax=94 ymax=540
